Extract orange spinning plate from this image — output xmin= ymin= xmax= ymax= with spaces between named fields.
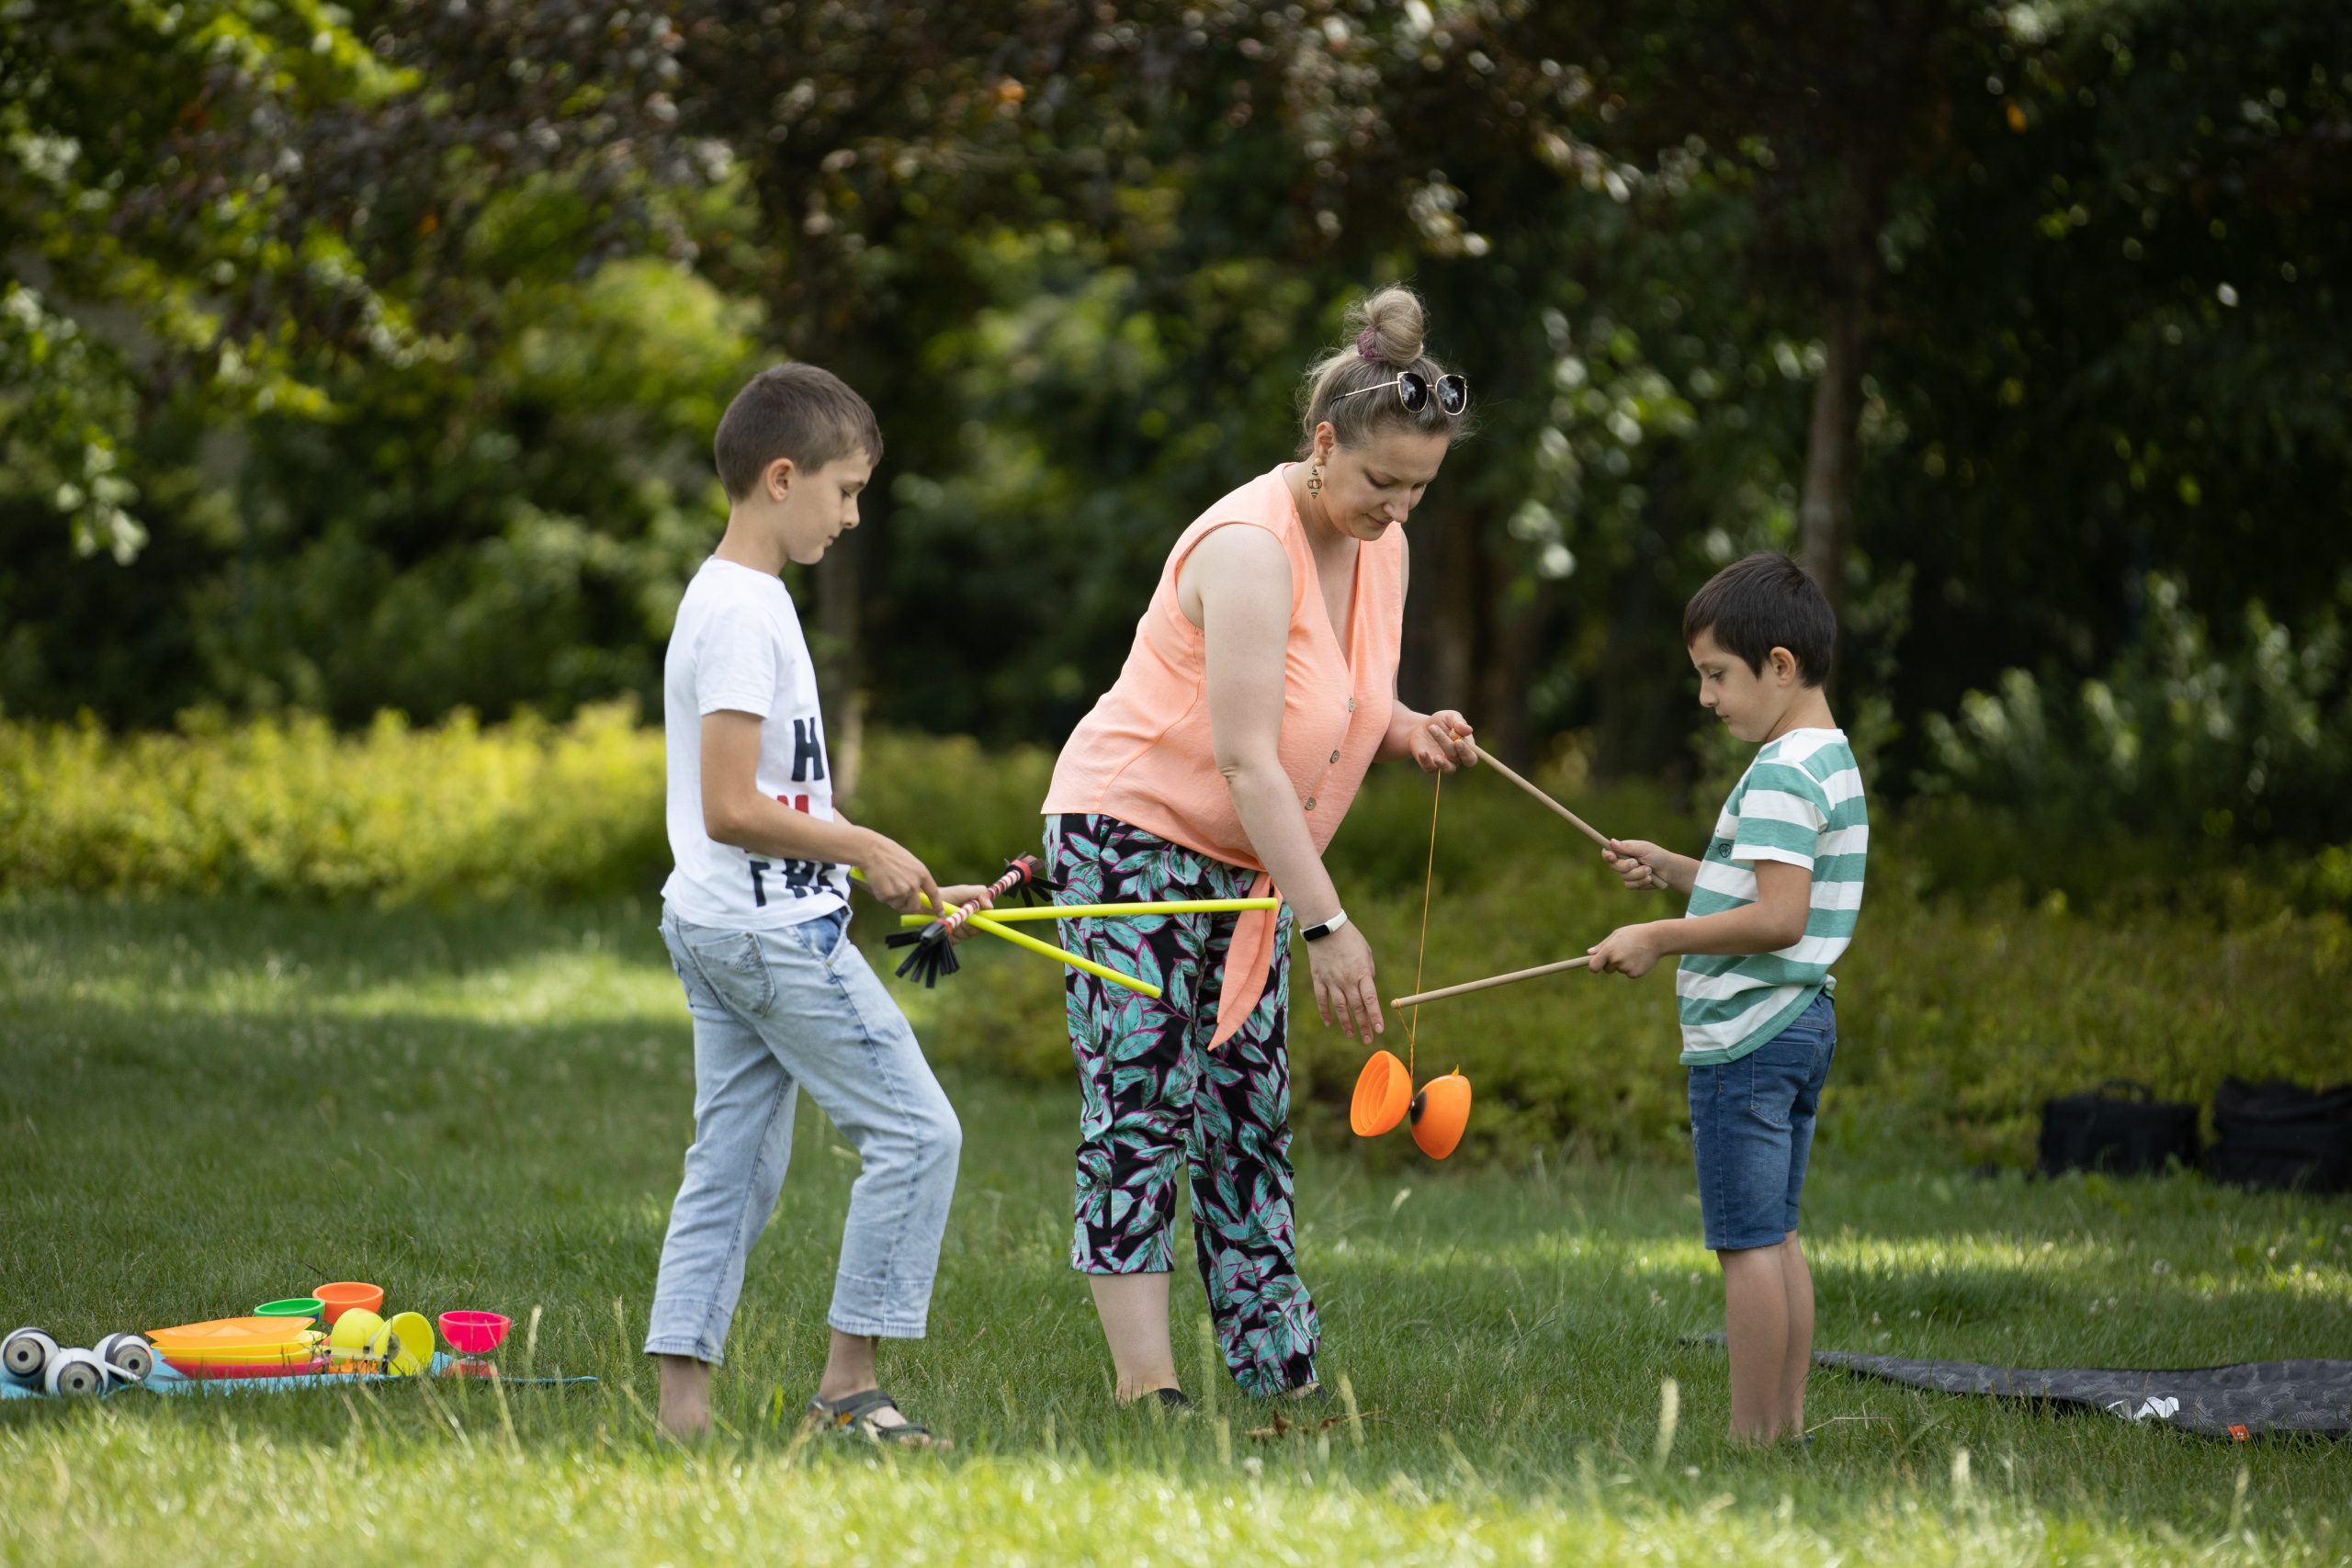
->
xmin=1350 ymin=1050 xmax=1412 ymax=1136
xmin=147 ymin=1317 xmax=317 ymax=1351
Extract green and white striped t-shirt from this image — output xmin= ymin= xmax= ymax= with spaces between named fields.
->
xmin=1676 ymin=728 xmax=1869 ymax=1065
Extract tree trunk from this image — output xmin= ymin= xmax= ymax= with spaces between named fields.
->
xmin=815 ymin=491 xmax=867 ymax=800
xmin=1800 ymin=225 xmax=1873 ymax=644
xmin=1403 ymin=498 xmax=1484 ymax=729
xmin=1592 ymin=448 xmax=1694 ymax=781
xmin=1475 ymin=574 xmax=1547 ymax=768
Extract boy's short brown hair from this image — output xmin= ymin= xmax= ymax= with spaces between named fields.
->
xmin=713 ymin=363 xmax=883 ymax=501
xmin=1683 ymin=551 xmax=1836 ymax=686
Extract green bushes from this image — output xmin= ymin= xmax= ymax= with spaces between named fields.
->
xmin=0 ymin=702 xmax=666 ymax=901
xmin=1921 ymin=573 xmax=2352 ymax=852
xmin=0 ymin=707 xmax=1063 ymax=905
xmin=5 ymin=712 xmax=2342 ymax=1162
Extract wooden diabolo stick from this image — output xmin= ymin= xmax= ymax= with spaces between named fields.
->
xmin=1464 ymin=740 xmax=1668 ymax=890
xmin=1391 ymin=955 xmax=1600 ymax=1010
xmin=1469 ymin=743 xmax=1608 ymax=848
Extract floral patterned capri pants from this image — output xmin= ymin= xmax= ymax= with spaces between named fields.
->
xmin=1046 ymin=812 xmax=1320 ymax=1396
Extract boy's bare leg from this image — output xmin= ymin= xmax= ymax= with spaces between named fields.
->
xmin=1779 ymin=1232 xmax=1815 ymax=1438
xmin=655 ymin=1353 xmax=712 ymax=1440
xmin=1089 ymin=1271 xmax=1183 ymax=1400
xmin=816 ymin=1330 xmax=912 ymax=1429
xmin=1718 ymin=1243 xmax=1792 ymax=1442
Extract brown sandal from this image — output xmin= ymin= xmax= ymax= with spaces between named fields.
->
xmin=805 ymin=1388 xmax=943 ymax=1447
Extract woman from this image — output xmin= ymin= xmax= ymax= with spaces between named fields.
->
xmin=1041 ymin=285 xmax=1480 ymax=1403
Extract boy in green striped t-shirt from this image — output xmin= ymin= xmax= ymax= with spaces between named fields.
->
xmin=1587 ymin=553 xmax=1868 ymax=1445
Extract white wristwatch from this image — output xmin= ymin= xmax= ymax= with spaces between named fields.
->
xmin=1300 ymin=909 xmax=1349 ymax=942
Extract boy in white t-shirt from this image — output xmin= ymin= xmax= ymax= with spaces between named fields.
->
xmin=645 ymin=364 xmax=994 ymax=1445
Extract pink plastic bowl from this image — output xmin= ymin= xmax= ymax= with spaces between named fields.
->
xmin=437 ymin=1311 xmax=511 ymax=1355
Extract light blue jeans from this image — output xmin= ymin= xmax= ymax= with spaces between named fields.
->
xmin=644 ymin=905 xmax=961 ymax=1363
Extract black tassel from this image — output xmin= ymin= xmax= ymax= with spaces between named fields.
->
xmin=891 ymin=931 xmax=960 ymax=987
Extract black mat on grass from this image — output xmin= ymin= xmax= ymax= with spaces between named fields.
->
xmin=1815 ymin=1353 xmax=2350 ymax=1439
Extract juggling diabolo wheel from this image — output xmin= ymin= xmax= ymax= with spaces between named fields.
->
xmin=2 ymin=1326 xmax=56 ymax=1382
xmin=44 ymin=1348 xmax=110 ymax=1397
xmin=95 ymin=1332 xmax=155 ymax=1382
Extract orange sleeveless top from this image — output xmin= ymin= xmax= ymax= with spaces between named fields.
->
xmin=1043 ymin=464 xmax=1404 ymax=1045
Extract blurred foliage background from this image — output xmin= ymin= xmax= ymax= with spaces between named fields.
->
xmin=4 ymin=0 xmax=2350 ymax=868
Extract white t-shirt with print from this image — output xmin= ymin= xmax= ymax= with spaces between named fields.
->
xmin=659 ymin=558 xmax=849 ymax=929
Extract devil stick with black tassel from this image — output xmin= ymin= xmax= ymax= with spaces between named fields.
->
xmin=884 ymin=852 xmax=1059 ymax=987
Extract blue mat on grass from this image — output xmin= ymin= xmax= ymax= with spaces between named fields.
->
xmin=3 ymin=1353 xmax=594 ymax=1400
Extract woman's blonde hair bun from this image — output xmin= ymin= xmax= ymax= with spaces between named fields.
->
xmin=1299 ymin=282 xmax=1465 ymax=453
xmin=1351 ymin=286 xmax=1426 ymax=367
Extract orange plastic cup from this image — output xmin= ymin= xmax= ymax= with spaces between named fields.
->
xmin=1409 ymin=1072 xmax=1473 ymax=1160
xmin=1350 ymin=1051 xmax=1412 ymax=1137
xmin=312 ymin=1281 xmax=384 ymax=1326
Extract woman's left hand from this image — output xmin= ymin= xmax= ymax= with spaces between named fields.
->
xmin=1407 ymin=709 xmax=1480 ymax=774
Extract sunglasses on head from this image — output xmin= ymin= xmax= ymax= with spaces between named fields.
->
xmin=1332 ymin=370 xmax=1469 ymax=417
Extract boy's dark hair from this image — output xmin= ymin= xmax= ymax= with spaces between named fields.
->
xmin=714 ymin=363 xmax=883 ymax=501
xmin=1682 ymin=552 xmax=1836 ymax=686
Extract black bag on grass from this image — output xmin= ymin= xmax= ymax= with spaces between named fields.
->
xmin=2204 ymin=1077 xmax=2352 ymax=1194
xmin=2037 ymin=1079 xmax=2199 ymax=1178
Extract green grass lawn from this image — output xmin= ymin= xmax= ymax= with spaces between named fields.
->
xmin=1 ymin=896 xmax=2345 ymax=1565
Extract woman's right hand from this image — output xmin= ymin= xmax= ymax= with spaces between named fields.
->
xmin=1306 ymin=922 xmax=1385 ymax=1043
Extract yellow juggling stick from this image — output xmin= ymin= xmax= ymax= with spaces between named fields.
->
xmin=852 ymin=870 xmax=1162 ymax=1000
xmin=964 ymin=909 xmax=1162 ymax=999
xmin=898 ymin=898 xmax=1280 ymax=925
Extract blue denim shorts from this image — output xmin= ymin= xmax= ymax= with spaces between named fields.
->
xmin=1688 ymin=989 xmax=1837 ymax=1251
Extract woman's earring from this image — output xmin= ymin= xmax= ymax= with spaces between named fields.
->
xmin=1307 ymin=463 xmax=1322 ymax=497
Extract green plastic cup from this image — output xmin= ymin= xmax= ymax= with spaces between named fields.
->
xmin=254 ymin=1297 xmax=323 ymax=1319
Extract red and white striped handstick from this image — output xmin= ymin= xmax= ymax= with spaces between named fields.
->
xmin=925 ymin=854 xmax=1046 ymax=942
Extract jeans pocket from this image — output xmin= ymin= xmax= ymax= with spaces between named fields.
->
xmin=1746 ymin=1041 xmax=1808 ymax=1129
xmin=784 ymin=910 xmax=849 ymax=962
xmin=684 ymin=930 xmax=777 ymax=1018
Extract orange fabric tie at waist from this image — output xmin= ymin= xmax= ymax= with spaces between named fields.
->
xmin=1212 ymin=872 xmax=1281 ymax=1051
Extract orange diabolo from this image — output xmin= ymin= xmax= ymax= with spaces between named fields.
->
xmin=1350 ymin=1050 xmax=1472 ymax=1159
